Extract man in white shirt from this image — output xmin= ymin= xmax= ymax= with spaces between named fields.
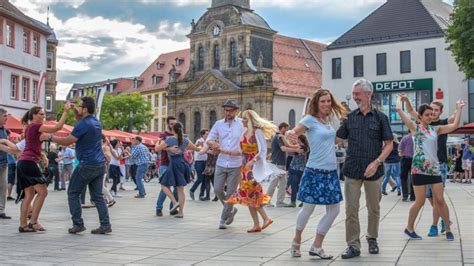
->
xmin=207 ymin=99 xmax=244 ymax=229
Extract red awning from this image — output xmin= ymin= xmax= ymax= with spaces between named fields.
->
xmin=8 ymin=131 xmax=21 ymax=141
xmin=4 ymin=115 xmax=23 ymax=134
xmin=451 ymin=122 xmax=474 ymax=135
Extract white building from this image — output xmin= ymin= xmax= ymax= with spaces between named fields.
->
xmin=0 ymin=0 xmax=51 ymax=117
xmin=322 ymin=0 xmax=470 ymax=133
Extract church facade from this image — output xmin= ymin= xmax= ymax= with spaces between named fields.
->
xmin=164 ymin=0 xmax=326 ymax=140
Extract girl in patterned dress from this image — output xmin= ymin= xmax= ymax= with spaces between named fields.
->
xmin=286 ymin=89 xmax=347 ymax=259
xmin=396 ymin=93 xmax=464 ymax=241
xmin=227 ymin=110 xmax=277 ymax=233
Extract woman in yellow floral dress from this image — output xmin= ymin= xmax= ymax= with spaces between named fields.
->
xmin=228 ymin=110 xmax=277 ymax=233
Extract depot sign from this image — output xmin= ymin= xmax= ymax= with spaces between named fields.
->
xmin=373 ymin=78 xmax=432 ymax=92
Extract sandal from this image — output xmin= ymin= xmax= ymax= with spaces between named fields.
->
xmin=262 ymin=219 xmax=273 ymax=230
xmin=18 ymin=225 xmax=36 ymax=233
xmin=29 ymin=223 xmax=46 ymax=232
xmin=290 ymin=241 xmax=301 ymax=257
xmin=170 ymin=203 xmax=180 ymax=213
xmin=247 ymin=226 xmax=261 ymax=233
xmin=174 ymin=214 xmax=184 ymax=218
xmin=309 ymin=246 xmax=333 ymax=260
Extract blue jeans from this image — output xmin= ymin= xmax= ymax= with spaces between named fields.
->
xmin=135 ymin=163 xmax=148 ymax=196
xmin=68 ymin=163 xmax=110 ymax=227
xmin=155 ymin=165 xmax=178 ymax=210
xmin=382 ymin=162 xmax=401 ymax=192
xmin=288 ymin=169 xmax=303 ymax=203
xmin=190 ymin=161 xmax=206 ymax=196
xmin=426 ymin=162 xmax=447 ymax=198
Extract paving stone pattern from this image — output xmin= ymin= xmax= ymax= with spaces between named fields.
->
xmin=0 ymin=180 xmax=472 ymax=266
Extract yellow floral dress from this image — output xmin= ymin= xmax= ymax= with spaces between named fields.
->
xmin=227 ymin=133 xmax=271 ymax=207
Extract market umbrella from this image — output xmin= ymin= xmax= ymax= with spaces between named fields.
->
xmin=450 ymin=122 xmax=474 ymax=135
xmin=4 ymin=115 xmax=23 ymax=134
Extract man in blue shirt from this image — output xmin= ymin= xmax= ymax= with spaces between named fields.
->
xmin=42 ymin=97 xmax=111 ymax=234
xmin=0 ymin=108 xmax=12 ymax=219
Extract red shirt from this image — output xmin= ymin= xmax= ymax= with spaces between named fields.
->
xmin=19 ymin=123 xmax=42 ymax=163
xmin=159 ymin=131 xmax=173 ymax=166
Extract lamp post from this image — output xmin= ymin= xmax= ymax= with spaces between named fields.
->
xmin=345 ymin=94 xmax=351 ymax=109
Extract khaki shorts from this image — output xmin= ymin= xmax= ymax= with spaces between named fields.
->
xmin=462 ymin=160 xmax=472 ymax=170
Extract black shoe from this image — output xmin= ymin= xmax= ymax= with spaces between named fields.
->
xmin=391 ymin=187 xmax=397 ymax=192
xmin=68 ymin=225 xmax=86 ymax=234
xmin=156 ymin=209 xmax=163 ymax=217
xmin=212 ymin=196 xmax=219 ymax=202
xmin=189 ymin=191 xmax=195 ymax=201
xmin=170 ymin=208 xmax=179 ymax=216
xmin=367 ymin=238 xmax=379 ymax=254
xmin=6 ymin=196 xmax=14 ymax=201
xmin=0 ymin=213 xmax=11 ymax=219
xmin=382 ymin=191 xmax=388 ymax=196
xmin=91 ymin=226 xmax=112 ymax=234
xmin=397 ymin=191 xmax=401 ymax=196
xmin=410 ymin=197 xmax=416 ymax=201
xmin=402 ymin=197 xmax=408 ymax=202
xmin=200 ymin=196 xmax=210 ymax=201
xmin=341 ymin=246 xmax=360 ymax=259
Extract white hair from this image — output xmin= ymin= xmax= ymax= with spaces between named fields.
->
xmin=352 ymin=79 xmax=373 ymax=92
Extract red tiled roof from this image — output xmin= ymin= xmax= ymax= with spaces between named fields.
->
xmin=126 ymin=49 xmax=190 ymax=94
xmin=272 ymin=34 xmax=326 ymax=98
xmin=112 ymin=79 xmax=134 ymax=95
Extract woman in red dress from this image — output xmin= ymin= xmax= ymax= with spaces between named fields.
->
xmin=227 ymin=110 xmax=277 ymax=233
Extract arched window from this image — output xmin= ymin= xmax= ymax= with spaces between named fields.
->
xmin=194 ymin=112 xmax=201 ymax=141
xmin=289 ymin=109 xmax=296 ymax=128
xmin=229 ymin=41 xmax=237 ymax=67
xmin=198 ymin=45 xmax=204 ymax=71
xmin=209 ymin=110 xmax=217 ymax=128
xmin=179 ymin=112 xmax=186 ymax=132
xmin=213 ymin=44 xmax=220 ymax=69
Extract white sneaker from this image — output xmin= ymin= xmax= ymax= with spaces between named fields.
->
xmin=309 ymin=246 xmax=333 ymax=260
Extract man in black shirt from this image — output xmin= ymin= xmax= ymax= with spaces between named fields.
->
xmin=336 ymin=79 xmax=393 ymax=259
xmin=405 ymin=99 xmax=455 ymax=236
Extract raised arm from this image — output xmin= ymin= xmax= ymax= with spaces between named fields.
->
xmin=39 ymin=103 xmax=72 ymax=133
xmin=396 ymin=93 xmax=416 ymax=133
xmin=437 ymin=100 xmax=465 ymax=135
xmin=400 ymin=93 xmax=419 ymax=122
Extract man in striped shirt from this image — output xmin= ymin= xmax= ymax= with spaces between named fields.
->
xmin=130 ymin=136 xmax=150 ymax=198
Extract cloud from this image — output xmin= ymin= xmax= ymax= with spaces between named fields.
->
xmin=56 ymin=81 xmax=73 ymax=100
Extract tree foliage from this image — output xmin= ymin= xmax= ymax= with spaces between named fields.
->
xmin=100 ymin=93 xmax=153 ymax=132
xmin=445 ymin=0 xmax=474 ymax=79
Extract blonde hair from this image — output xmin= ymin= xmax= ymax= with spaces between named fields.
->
xmin=242 ymin=110 xmax=277 ymax=140
xmin=49 ymin=143 xmax=57 ymax=152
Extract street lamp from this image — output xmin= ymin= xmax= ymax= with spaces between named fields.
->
xmin=345 ymin=94 xmax=351 ymax=108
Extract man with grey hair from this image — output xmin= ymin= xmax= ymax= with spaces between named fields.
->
xmin=0 ymin=108 xmax=12 ymax=219
xmin=336 ymin=79 xmax=393 ymax=259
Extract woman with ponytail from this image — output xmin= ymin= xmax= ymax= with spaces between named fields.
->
xmin=155 ymin=122 xmax=200 ymax=218
xmin=16 ymin=103 xmax=72 ymax=232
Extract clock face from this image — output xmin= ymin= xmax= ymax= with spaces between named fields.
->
xmin=212 ymin=25 xmax=221 ymax=37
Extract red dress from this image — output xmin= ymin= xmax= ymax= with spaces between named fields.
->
xmin=227 ymin=133 xmax=271 ymax=207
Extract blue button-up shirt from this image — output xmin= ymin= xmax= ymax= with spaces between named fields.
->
xmin=130 ymin=143 xmax=150 ymax=166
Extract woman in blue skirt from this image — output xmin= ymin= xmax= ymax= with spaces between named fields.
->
xmin=287 ymin=89 xmax=347 ymax=259
xmin=155 ymin=122 xmax=200 ymax=218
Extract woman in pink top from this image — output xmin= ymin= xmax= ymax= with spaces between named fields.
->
xmin=17 ymin=104 xmax=71 ymax=232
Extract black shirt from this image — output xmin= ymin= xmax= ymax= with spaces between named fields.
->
xmin=336 ymin=108 xmax=393 ymax=180
xmin=430 ymin=118 xmax=448 ymax=163
xmin=271 ymin=133 xmax=286 ymax=166
xmin=47 ymin=151 xmax=59 ymax=166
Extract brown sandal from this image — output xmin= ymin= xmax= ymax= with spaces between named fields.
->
xmin=247 ymin=226 xmax=262 ymax=233
xmin=19 ymin=226 xmax=36 ymax=233
xmin=29 ymin=223 xmax=46 ymax=232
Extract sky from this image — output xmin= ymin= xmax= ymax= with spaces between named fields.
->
xmin=11 ymin=0 xmax=454 ymax=100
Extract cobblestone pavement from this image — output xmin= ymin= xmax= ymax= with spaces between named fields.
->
xmin=0 ymin=180 xmax=472 ymax=265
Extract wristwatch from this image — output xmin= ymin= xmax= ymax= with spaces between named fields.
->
xmin=376 ymin=158 xmax=382 ymax=165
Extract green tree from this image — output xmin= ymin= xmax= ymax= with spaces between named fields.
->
xmin=100 ymin=93 xmax=152 ymax=132
xmin=54 ymin=101 xmax=78 ymax=126
xmin=445 ymin=0 xmax=474 ymax=79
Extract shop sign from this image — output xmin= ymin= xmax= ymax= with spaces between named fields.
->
xmin=373 ymin=78 xmax=432 ymax=92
